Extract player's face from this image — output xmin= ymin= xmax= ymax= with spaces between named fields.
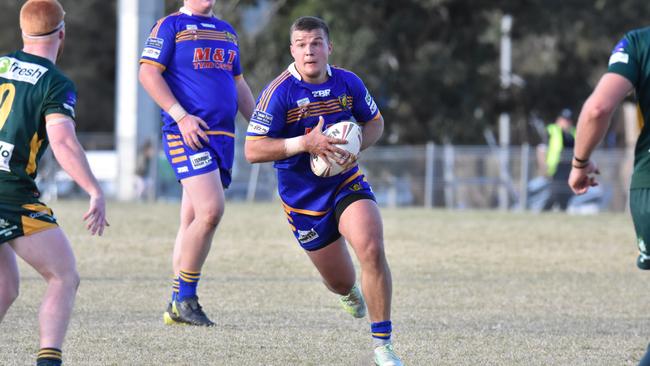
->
xmin=184 ymin=0 xmax=215 ymax=16
xmin=290 ymin=28 xmax=332 ymax=84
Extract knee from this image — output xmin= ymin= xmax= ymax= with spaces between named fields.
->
xmin=324 ymin=279 xmax=355 ymax=296
xmin=357 ymin=239 xmax=386 ymax=268
xmin=197 ymin=204 xmax=224 ymax=228
xmin=49 ymin=270 xmax=80 ymax=291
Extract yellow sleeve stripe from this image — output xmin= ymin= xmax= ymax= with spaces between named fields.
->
xmin=245 ymin=135 xmax=267 ymax=141
xmin=140 ymin=59 xmax=166 ymax=71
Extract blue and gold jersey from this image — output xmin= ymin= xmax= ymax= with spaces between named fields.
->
xmin=140 ymin=7 xmax=242 ymax=135
xmin=246 ymin=63 xmax=381 ymax=213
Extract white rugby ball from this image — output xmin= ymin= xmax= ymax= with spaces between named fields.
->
xmin=310 ymin=121 xmax=362 ymax=177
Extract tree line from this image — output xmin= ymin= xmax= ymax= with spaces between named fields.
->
xmin=0 ymin=0 xmax=649 ymax=146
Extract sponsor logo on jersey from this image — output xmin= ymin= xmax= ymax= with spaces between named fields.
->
xmin=142 ymin=47 xmax=161 ymax=59
xmin=364 ymin=88 xmax=377 ymax=114
xmin=609 ymin=52 xmax=629 ymax=66
xmin=338 ymin=94 xmax=349 ymax=110
xmin=177 ymin=166 xmax=189 ymax=174
xmin=29 ymin=211 xmax=55 ymax=221
xmin=312 ymin=89 xmax=331 ymax=98
xmin=0 ymin=217 xmax=18 ymax=237
xmin=145 ymin=37 xmax=164 ymax=49
xmin=192 ymin=47 xmax=236 ymax=71
xmin=186 ymin=24 xmax=198 ymax=30
xmin=297 ymin=97 xmax=310 ymax=107
xmin=251 ymin=110 xmax=273 ymax=126
xmin=349 ymin=183 xmax=363 ymax=192
xmin=297 ymin=228 xmax=319 ymax=244
xmin=0 ymin=57 xmax=48 ymax=85
xmin=189 ymin=151 xmax=212 ymax=170
xmin=0 ymin=140 xmax=15 ymax=172
xmin=201 ymin=23 xmax=216 ymax=29
xmin=247 ymin=122 xmax=270 ymax=135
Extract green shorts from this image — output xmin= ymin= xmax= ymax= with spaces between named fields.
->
xmin=0 ymin=202 xmax=58 ymax=244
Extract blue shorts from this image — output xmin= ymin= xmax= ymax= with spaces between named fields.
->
xmin=161 ymin=131 xmax=234 ymax=188
xmin=283 ymin=174 xmax=375 ymax=251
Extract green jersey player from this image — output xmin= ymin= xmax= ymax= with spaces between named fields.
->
xmin=568 ymin=26 xmax=650 ymax=365
xmin=0 ymin=1 xmax=108 ymax=365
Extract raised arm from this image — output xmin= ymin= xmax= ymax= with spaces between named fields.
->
xmin=45 ymin=114 xmax=108 ymax=235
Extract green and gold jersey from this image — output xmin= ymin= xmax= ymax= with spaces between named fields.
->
xmin=608 ymin=27 xmax=650 ymax=189
xmin=0 ymin=50 xmax=76 ymax=203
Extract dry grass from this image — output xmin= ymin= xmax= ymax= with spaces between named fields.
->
xmin=0 ymin=201 xmax=647 ymax=365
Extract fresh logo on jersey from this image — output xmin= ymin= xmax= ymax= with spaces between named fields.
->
xmin=312 ymin=89 xmax=331 ymax=98
xmin=192 ymin=47 xmax=236 ymax=71
xmin=297 ymin=228 xmax=319 ymax=244
xmin=142 ymin=47 xmax=161 ymax=59
xmin=0 ymin=139 xmax=15 ymax=172
xmin=0 ymin=57 xmax=48 ymax=85
xmin=145 ymin=37 xmax=164 ymax=49
xmin=201 ymin=23 xmax=216 ymax=29
xmin=189 ymin=151 xmax=212 ymax=170
xmin=364 ymin=88 xmax=378 ymax=114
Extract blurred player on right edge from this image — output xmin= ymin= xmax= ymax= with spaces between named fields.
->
xmin=568 ymin=26 xmax=650 ymax=366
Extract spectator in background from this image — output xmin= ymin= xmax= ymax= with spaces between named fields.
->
xmin=543 ymin=108 xmax=576 ymax=211
xmin=134 ymin=139 xmax=154 ymax=200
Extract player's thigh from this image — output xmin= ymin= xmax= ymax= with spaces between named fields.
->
xmin=10 ymin=228 xmax=77 ymax=281
xmin=180 ymin=170 xmax=225 ymax=216
xmin=338 ymin=198 xmax=384 ymax=251
xmin=305 ymin=236 xmax=355 ymax=284
xmin=0 ymin=243 xmax=19 ymax=294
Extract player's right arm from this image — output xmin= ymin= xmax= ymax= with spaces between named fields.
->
xmin=138 ymin=64 xmax=209 ymax=151
xmin=245 ymin=116 xmax=349 ymax=164
xmin=45 ymin=114 xmax=108 ymax=235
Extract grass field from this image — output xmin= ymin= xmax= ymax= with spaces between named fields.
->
xmin=0 ymin=201 xmax=648 ymax=365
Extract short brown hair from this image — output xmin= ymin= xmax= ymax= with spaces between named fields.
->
xmin=20 ymin=0 xmax=65 ymax=36
xmin=290 ymin=16 xmax=330 ymax=42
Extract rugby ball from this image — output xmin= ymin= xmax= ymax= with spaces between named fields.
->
xmin=310 ymin=121 xmax=362 ymax=177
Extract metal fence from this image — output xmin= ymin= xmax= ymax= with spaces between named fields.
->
xmin=39 ymin=140 xmax=633 ymax=212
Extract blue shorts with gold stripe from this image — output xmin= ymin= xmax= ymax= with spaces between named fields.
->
xmin=0 ymin=202 xmax=58 ymax=244
xmin=162 ymin=131 xmax=235 ymax=187
xmin=282 ymin=174 xmax=375 ymax=251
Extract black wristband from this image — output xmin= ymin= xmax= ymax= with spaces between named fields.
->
xmin=573 ymin=156 xmax=589 ymax=164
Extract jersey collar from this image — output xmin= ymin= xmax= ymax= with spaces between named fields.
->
xmin=287 ymin=62 xmax=332 ymax=81
xmin=179 ymin=6 xmax=214 ymax=18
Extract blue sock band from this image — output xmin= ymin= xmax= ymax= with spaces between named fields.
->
xmin=371 ymin=320 xmax=392 ymax=340
xmin=178 ymin=270 xmax=200 ymax=301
